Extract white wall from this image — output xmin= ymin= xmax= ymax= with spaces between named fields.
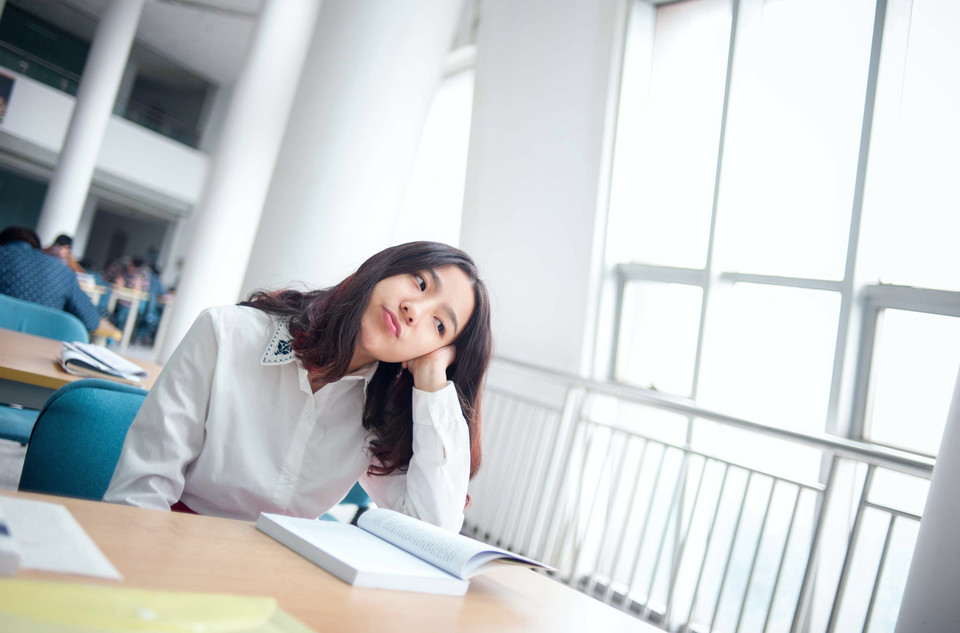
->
xmin=240 ymin=0 xmax=463 ymax=297
xmin=0 ymin=71 xmax=206 ymax=215
xmin=459 ymin=0 xmax=625 ymax=374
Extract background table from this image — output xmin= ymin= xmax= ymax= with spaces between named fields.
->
xmin=106 ymin=286 xmax=149 ymax=353
xmin=4 ymin=491 xmax=652 ymax=632
xmin=0 ymin=328 xmax=162 ymax=408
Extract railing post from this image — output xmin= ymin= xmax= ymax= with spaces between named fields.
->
xmin=535 ymin=386 xmax=587 ymax=564
xmin=825 ymin=464 xmax=876 ymax=632
xmin=790 ymin=456 xmax=839 ymax=633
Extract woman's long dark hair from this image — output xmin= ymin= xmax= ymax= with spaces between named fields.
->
xmin=241 ymin=241 xmax=492 ymax=478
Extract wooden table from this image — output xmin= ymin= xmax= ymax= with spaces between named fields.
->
xmin=3 ymin=491 xmax=652 ymax=632
xmin=78 ymin=280 xmax=108 ymax=307
xmin=0 ymin=328 xmax=163 ymax=408
xmin=106 ymin=286 xmax=149 ymax=354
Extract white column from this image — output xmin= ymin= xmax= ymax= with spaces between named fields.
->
xmin=35 ymin=0 xmax=144 ymax=244
xmin=158 ymin=0 xmax=323 ymax=362
xmin=239 ymin=0 xmax=464 ymax=297
xmin=895 ymin=368 xmax=960 ymax=633
xmin=72 ymin=194 xmax=99 ymax=258
xmin=459 ymin=0 xmax=624 ymax=374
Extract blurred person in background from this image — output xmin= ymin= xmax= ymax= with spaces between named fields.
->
xmin=43 ymin=234 xmax=85 ymax=273
xmin=0 ymin=226 xmax=117 ymax=335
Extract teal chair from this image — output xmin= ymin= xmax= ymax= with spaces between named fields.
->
xmin=320 ymin=482 xmax=371 ymax=524
xmin=0 ymin=294 xmax=90 ymax=444
xmin=0 ymin=294 xmax=90 ymax=343
xmin=18 ymin=379 xmax=147 ymax=500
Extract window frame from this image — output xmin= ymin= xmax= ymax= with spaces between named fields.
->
xmin=605 ymin=0 xmax=960 ymax=450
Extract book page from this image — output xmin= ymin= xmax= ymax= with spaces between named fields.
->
xmin=357 ymin=509 xmax=505 ymax=579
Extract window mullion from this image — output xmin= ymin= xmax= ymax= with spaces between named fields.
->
xmin=691 ymin=0 xmax=741 ymax=406
xmin=719 ymin=272 xmax=844 ymax=293
xmin=830 ymin=0 xmax=889 ymax=438
xmin=862 ymin=286 xmax=960 ymax=317
xmin=618 ymin=263 xmax=708 ymax=286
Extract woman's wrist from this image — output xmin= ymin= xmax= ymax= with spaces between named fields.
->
xmin=411 ymin=363 xmax=448 ymax=392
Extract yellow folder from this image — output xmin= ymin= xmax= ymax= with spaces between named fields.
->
xmin=0 ymin=579 xmax=314 ymax=633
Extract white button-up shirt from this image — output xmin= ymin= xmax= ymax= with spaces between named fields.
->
xmin=104 ymin=305 xmax=471 ymax=531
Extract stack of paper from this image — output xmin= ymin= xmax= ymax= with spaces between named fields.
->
xmin=59 ymin=342 xmax=147 ymax=384
xmin=0 ymin=496 xmax=120 ymax=580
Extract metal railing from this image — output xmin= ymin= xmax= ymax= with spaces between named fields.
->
xmin=464 ymin=358 xmax=933 ymax=633
xmin=0 ymin=40 xmax=201 ymax=148
xmin=0 ymin=40 xmax=81 ymax=95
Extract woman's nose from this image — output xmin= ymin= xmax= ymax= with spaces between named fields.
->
xmin=401 ymin=302 xmax=417 ymax=323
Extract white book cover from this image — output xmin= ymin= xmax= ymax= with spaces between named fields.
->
xmin=256 ymin=508 xmax=551 ymax=596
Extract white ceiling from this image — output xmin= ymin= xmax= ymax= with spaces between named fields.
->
xmin=11 ymin=0 xmax=264 ymax=85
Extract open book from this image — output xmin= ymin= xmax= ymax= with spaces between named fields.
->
xmin=59 ymin=342 xmax=147 ymax=385
xmin=256 ymin=508 xmax=552 ymax=596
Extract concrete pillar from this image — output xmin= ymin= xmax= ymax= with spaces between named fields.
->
xmin=158 ymin=0 xmax=323 ymax=362
xmin=72 ymin=195 xmax=99 ymax=258
xmin=459 ymin=0 xmax=625 ymax=374
xmin=895 ymin=368 xmax=960 ymax=633
xmin=239 ymin=0 xmax=464 ymax=297
xmin=35 ymin=0 xmax=144 ymax=244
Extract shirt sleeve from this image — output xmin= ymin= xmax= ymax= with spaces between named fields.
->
xmin=103 ymin=309 xmax=220 ymax=510
xmin=359 ymin=382 xmax=471 ymax=532
xmin=63 ymin=277 xmax=101 ymax=331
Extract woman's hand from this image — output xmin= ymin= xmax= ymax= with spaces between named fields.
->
xmin=403 ymin=345 xmax=456 ymax=392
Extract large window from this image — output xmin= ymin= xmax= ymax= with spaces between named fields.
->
xmin=605 ymin=0 xmax=960 ymax=460
xmin=393 ymin=59 xmax=476 ymax=247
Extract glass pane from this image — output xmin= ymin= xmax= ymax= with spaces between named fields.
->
xmin=394 ymin=69 xmax=475 ymax=246
xmin=606 ymin=0 xmax=731 ymax=268
xmin=859 ymin=0 xmax=960 ymax=291
xmin=697 ymin=282 xmax=840 ymax=432
xmin=865 ymin=309 xmax=960 ymax=456
xmin=615 ymin=280 xmax=702 ymax=396
xmin=712 ymin=0 xmax=875 ymax=279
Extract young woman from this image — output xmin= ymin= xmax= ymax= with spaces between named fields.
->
xmin=104 ymin=242 xmax=492 ymax=532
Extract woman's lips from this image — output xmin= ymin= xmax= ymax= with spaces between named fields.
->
xmin=383 ymin=308 xmax=400 ymax=337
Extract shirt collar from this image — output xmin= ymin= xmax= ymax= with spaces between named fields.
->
xmin=261 ymin=320 xmax=296 ymax=365
xmin=261 ymin=319 xmax=379 ymax=386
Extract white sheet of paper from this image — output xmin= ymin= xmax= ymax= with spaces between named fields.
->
xmin=0 ymin=497 xmax=122 ymax=580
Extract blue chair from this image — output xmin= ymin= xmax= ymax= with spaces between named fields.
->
xmin=320 ymin=482 xmax=371 ymax=524
xmin=0 ymin=294 xmax=90 ymax=444
xmin=18 ymin=379 xmax=147 ymax=500
xmin=0 ymin=293 xmax=90 ymax=343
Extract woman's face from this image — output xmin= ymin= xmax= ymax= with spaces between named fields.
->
xmin=355 ymin=265 xmax=476 ymax=366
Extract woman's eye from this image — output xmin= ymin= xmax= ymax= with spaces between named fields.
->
xmin=414 ymin=273 xmax=426 ymax=291
xmin=434 ymin=317 xmax=445 ymax=335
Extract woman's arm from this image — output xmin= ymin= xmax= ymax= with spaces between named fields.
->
xmin=359 ymin=382 xmax=471 ymax=531
xmin=103 ymin=309 xmax=220 ymax=510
